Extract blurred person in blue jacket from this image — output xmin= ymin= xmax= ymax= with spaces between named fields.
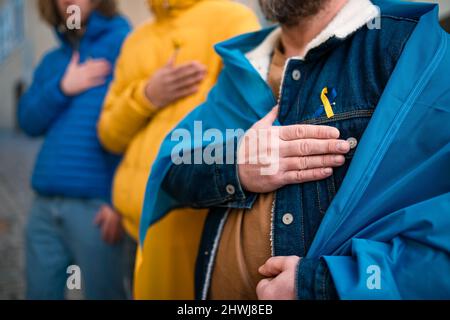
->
xmin=18 ymin=0 xmax=131 ymax=300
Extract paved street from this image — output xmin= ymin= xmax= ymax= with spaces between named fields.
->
xmin=0 ymin=131 xmax=41 ymax=299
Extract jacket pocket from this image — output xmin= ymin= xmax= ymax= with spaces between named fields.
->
xmin=300 ymin=109 xmax=374 ymax=216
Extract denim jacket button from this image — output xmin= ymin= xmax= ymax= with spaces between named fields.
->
xmin=282 ymin=213 xmax=294 ymax=226
xmin=226 ymin=184 xmax=236 ymax=195
xmin=292 ymin=69 xmax=301 ymax=81
xmin=347 ymin=137 xmax=358 ymax=149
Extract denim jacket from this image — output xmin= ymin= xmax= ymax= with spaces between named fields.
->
xmin=162 ymin=15 xmax=417 ymax=300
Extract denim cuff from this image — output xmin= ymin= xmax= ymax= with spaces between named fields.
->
xmin=214 ymin=161 xmax=257 ymax=209
xmin=296 ymin=257 xmax=338 ymax=300
xmin=164 ymin=138 xmax=257 ymax=209
xmin=209 ymin=136 xmax=256 ymax=209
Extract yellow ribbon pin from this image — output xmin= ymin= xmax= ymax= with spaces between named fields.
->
xmin=321 ymin=87 xmax=335 ymax=119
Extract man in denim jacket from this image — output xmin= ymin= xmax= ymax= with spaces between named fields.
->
xmin=159 ymin=0 xmax=419 ymax=300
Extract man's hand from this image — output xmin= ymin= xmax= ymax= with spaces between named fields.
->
xmin=94 ymin=205 xmax=124 ymax=245
xmin=144 ymin=55 xmax=207 ymax=109
xmin=238 ymin=107 xmax=351 ymax=193
xmin=61 ymin=52 xmax=111 ymax=96
xmin=257 ymin=256 xmax=301 ymax=300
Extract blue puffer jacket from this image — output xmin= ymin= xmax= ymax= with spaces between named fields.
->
xmin=18 ymin=12 xmax=131 ymax=201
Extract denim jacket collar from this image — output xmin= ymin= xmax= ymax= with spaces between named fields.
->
xmin=245 ymin=0 xmax=379 ymax=81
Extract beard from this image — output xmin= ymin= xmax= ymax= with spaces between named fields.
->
xmin=259 ymin=0 xmax=329 ymax=26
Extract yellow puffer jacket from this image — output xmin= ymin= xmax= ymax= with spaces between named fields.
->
xmin=98 ymin=0 xmax=260 ymax=300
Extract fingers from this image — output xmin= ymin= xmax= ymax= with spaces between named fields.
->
xmin=86 ymin=77 xmax=107 ymax=89
xmin=172 ymin=71 xmax=206 ymax=91
xmin=84 ymin=58 xmax=110 ymax=69
xmin=113 ymin=225 xmax=124 ymax=243
xmin=94 ymin=208 xmax=106 ymax=226
xmin=101 ymin=220 xmax=111 ymax=244
xmin=84 ymin=60 xmax=111 ymax=78
xmin=106 ymin=218 xmax=119 ymax=244
xmin=283 ymin=155 xmax=346 ymax=171
xmin=78 ymin=77 xmax=107 ymax=92
xmin=259 ymin=257 xmax=287 ymax=278
xmin=165 ymin=51 xmax=178 ymax=68
xmin=99 ymin=206 xmax=123 ymax=245
xmin=280 ymin=125 xmax=340 ymax=141
xmin=256 ymin=278 xmax=273 ymax=300
xmin=100 ymin=211 xmax=117 ymax=244
xmin=160 ymin=62 xmax=206 ymax=102
xmin=82 ymin=60 xmax=110 ymax=89
xmin=281 ymin=139 xmax=350 ymax=157
xmin=170 ymin=62 xmax=207 ymax=82
xmin=69 ymin=51 xmax=80 ymax=65
xmin=283 ymin=167 xmax=334 ymax=184
xmin=171 ymin=85 xmax=201 ymax=101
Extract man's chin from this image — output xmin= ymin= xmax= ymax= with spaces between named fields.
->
xmin=259 ymin=0 xmax=328 ymax=25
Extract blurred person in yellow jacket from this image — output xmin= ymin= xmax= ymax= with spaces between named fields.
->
xmin=98 ymin=0 xmax=260 ymax=299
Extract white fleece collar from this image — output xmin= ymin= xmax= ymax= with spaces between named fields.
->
xmin=246 ymin=0 xmax=380 ymax=81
